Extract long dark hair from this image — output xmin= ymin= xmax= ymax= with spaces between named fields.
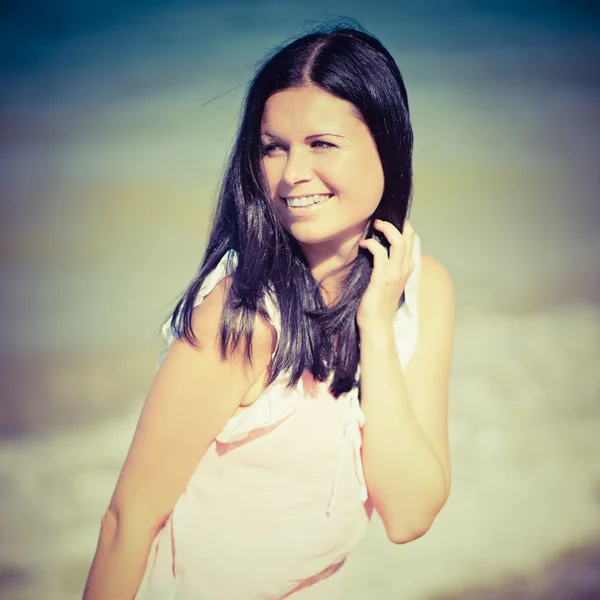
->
xmin=166 ymin=20 xmax=413 ymax=398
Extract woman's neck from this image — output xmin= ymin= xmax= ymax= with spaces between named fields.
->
xmin=301 ymin=232 xmax=363 ymax=306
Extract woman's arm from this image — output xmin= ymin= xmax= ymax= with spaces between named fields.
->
xmin=82 ymin=277 xmax=277 ymax=600
xmin=358 ymin=252 xmax=455 ymax=544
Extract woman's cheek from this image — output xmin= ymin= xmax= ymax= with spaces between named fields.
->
xmin=262 ymin=162 xmax=281 ymax=197
xmin=318 ymin=158 xmax=346 ymax=190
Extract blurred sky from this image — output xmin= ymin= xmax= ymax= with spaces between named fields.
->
xmin=1 ymin=0 xmax=599 ymax=73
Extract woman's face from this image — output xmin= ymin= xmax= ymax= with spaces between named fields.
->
xmin=260 ymin=86 xmax=384 ymax=254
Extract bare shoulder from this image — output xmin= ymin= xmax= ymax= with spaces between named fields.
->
xmin=187 ymin=275 xmax=277 ymax=363
xmin=417 ymin=253 xmax=455 ymax=324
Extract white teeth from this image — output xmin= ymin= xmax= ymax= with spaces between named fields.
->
xmin=286 ymin=194 xmax=331 ymax=207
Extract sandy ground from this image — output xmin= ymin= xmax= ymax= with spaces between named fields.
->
xmin=1 ymin=2 xmax=599 ymax=598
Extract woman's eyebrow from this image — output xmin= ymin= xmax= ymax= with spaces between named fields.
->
xmin=261 ymin=131 xmax=345 ymax=140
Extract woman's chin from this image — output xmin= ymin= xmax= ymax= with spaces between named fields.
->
xmin=290 ymin=231 xmax=338 ymax=247
xmin=291 ymin=230 xmax=365 ymax=256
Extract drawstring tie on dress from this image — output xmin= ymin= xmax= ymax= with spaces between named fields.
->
xmin=325 ymin=387 xmax=368 ymax=516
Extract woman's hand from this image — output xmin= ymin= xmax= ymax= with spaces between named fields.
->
xmin=357 ymin=219 xmax=415 ymax=331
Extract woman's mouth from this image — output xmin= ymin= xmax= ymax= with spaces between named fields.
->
xmin=280 ymin=193 xmax=334 ymax=212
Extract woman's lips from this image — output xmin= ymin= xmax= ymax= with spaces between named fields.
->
xmin=279 ymin=194 xmax=334 ymax=212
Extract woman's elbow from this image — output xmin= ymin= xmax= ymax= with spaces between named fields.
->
xmin=385 ymin=511 xmax=438 ymax=544
xmin=386 ymin=491 xmax=450 ymax=544
xmin=386 ymin=521 xmax=432 ymax=544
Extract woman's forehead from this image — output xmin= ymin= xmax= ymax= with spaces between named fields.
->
xmin=261 ymin=87 xmax=359 ymax=134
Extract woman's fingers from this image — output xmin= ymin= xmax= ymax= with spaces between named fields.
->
xmin=360 ymin=219 xmax=415 ymax=281
xmin=401 ymin=220 xmax=415 ymax=273
xmin=359 ymin=237 xmax=389 ymax=271
xmin=372 ymin=219 xmax=412 ymax=268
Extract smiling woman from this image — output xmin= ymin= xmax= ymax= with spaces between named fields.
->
xmin=260 ymin=86 xmax=385 ymax=264
xmin=83 ymin=19 xmax=454 ymax=600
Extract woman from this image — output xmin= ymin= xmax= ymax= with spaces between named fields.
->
xmin=83 ymin=22 xmax=454 ymax=600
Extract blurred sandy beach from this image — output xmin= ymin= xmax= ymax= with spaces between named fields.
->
xmin=1 ymin=1 xmax=599 ymax=598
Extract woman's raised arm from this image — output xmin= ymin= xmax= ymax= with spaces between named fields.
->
xmin=82 ymin=277 xmax=276 ymax=600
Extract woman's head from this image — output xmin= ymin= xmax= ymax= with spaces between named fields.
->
xmin=172 ymin=22 xmax=414 ymax=397
xmin=260 ymin=85 xmax=385 ymax=256
xmin=237 ymin=24 xmax=413 ymax=259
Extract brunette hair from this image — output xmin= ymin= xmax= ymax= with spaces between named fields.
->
xmin=167 ymin=20 xmax=413 ymax=398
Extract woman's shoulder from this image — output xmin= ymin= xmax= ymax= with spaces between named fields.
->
xmin=190 ymin=274 xmax=277 ymax=362
xmin=419 ymin=253 xmax=453 ymax=287
xmin=417 ymin=253 xmax=455 ymax=323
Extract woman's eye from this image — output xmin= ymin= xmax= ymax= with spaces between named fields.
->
xmin=312 ymin=141 xmax=335 ymax=150
xmin=260 ymin=141 xmax=335 ymax=156
xmin=261 ymin=143 xmax=283 ymax=155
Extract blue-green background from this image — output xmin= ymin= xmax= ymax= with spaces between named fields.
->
xmin=0 ymin=2 xmax=598 ymax=598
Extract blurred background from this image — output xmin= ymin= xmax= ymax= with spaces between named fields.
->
xmin=1 ymin=0 xmax=599 ymax=598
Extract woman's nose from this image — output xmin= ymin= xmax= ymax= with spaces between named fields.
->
xmin=281 ymin=148 xmax=313 ymax=185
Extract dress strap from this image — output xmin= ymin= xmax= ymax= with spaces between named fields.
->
xmin=391 ymin=231 xmax=422 ymax=370
xmin=158 ymin=249 xmax=284 ymax=367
